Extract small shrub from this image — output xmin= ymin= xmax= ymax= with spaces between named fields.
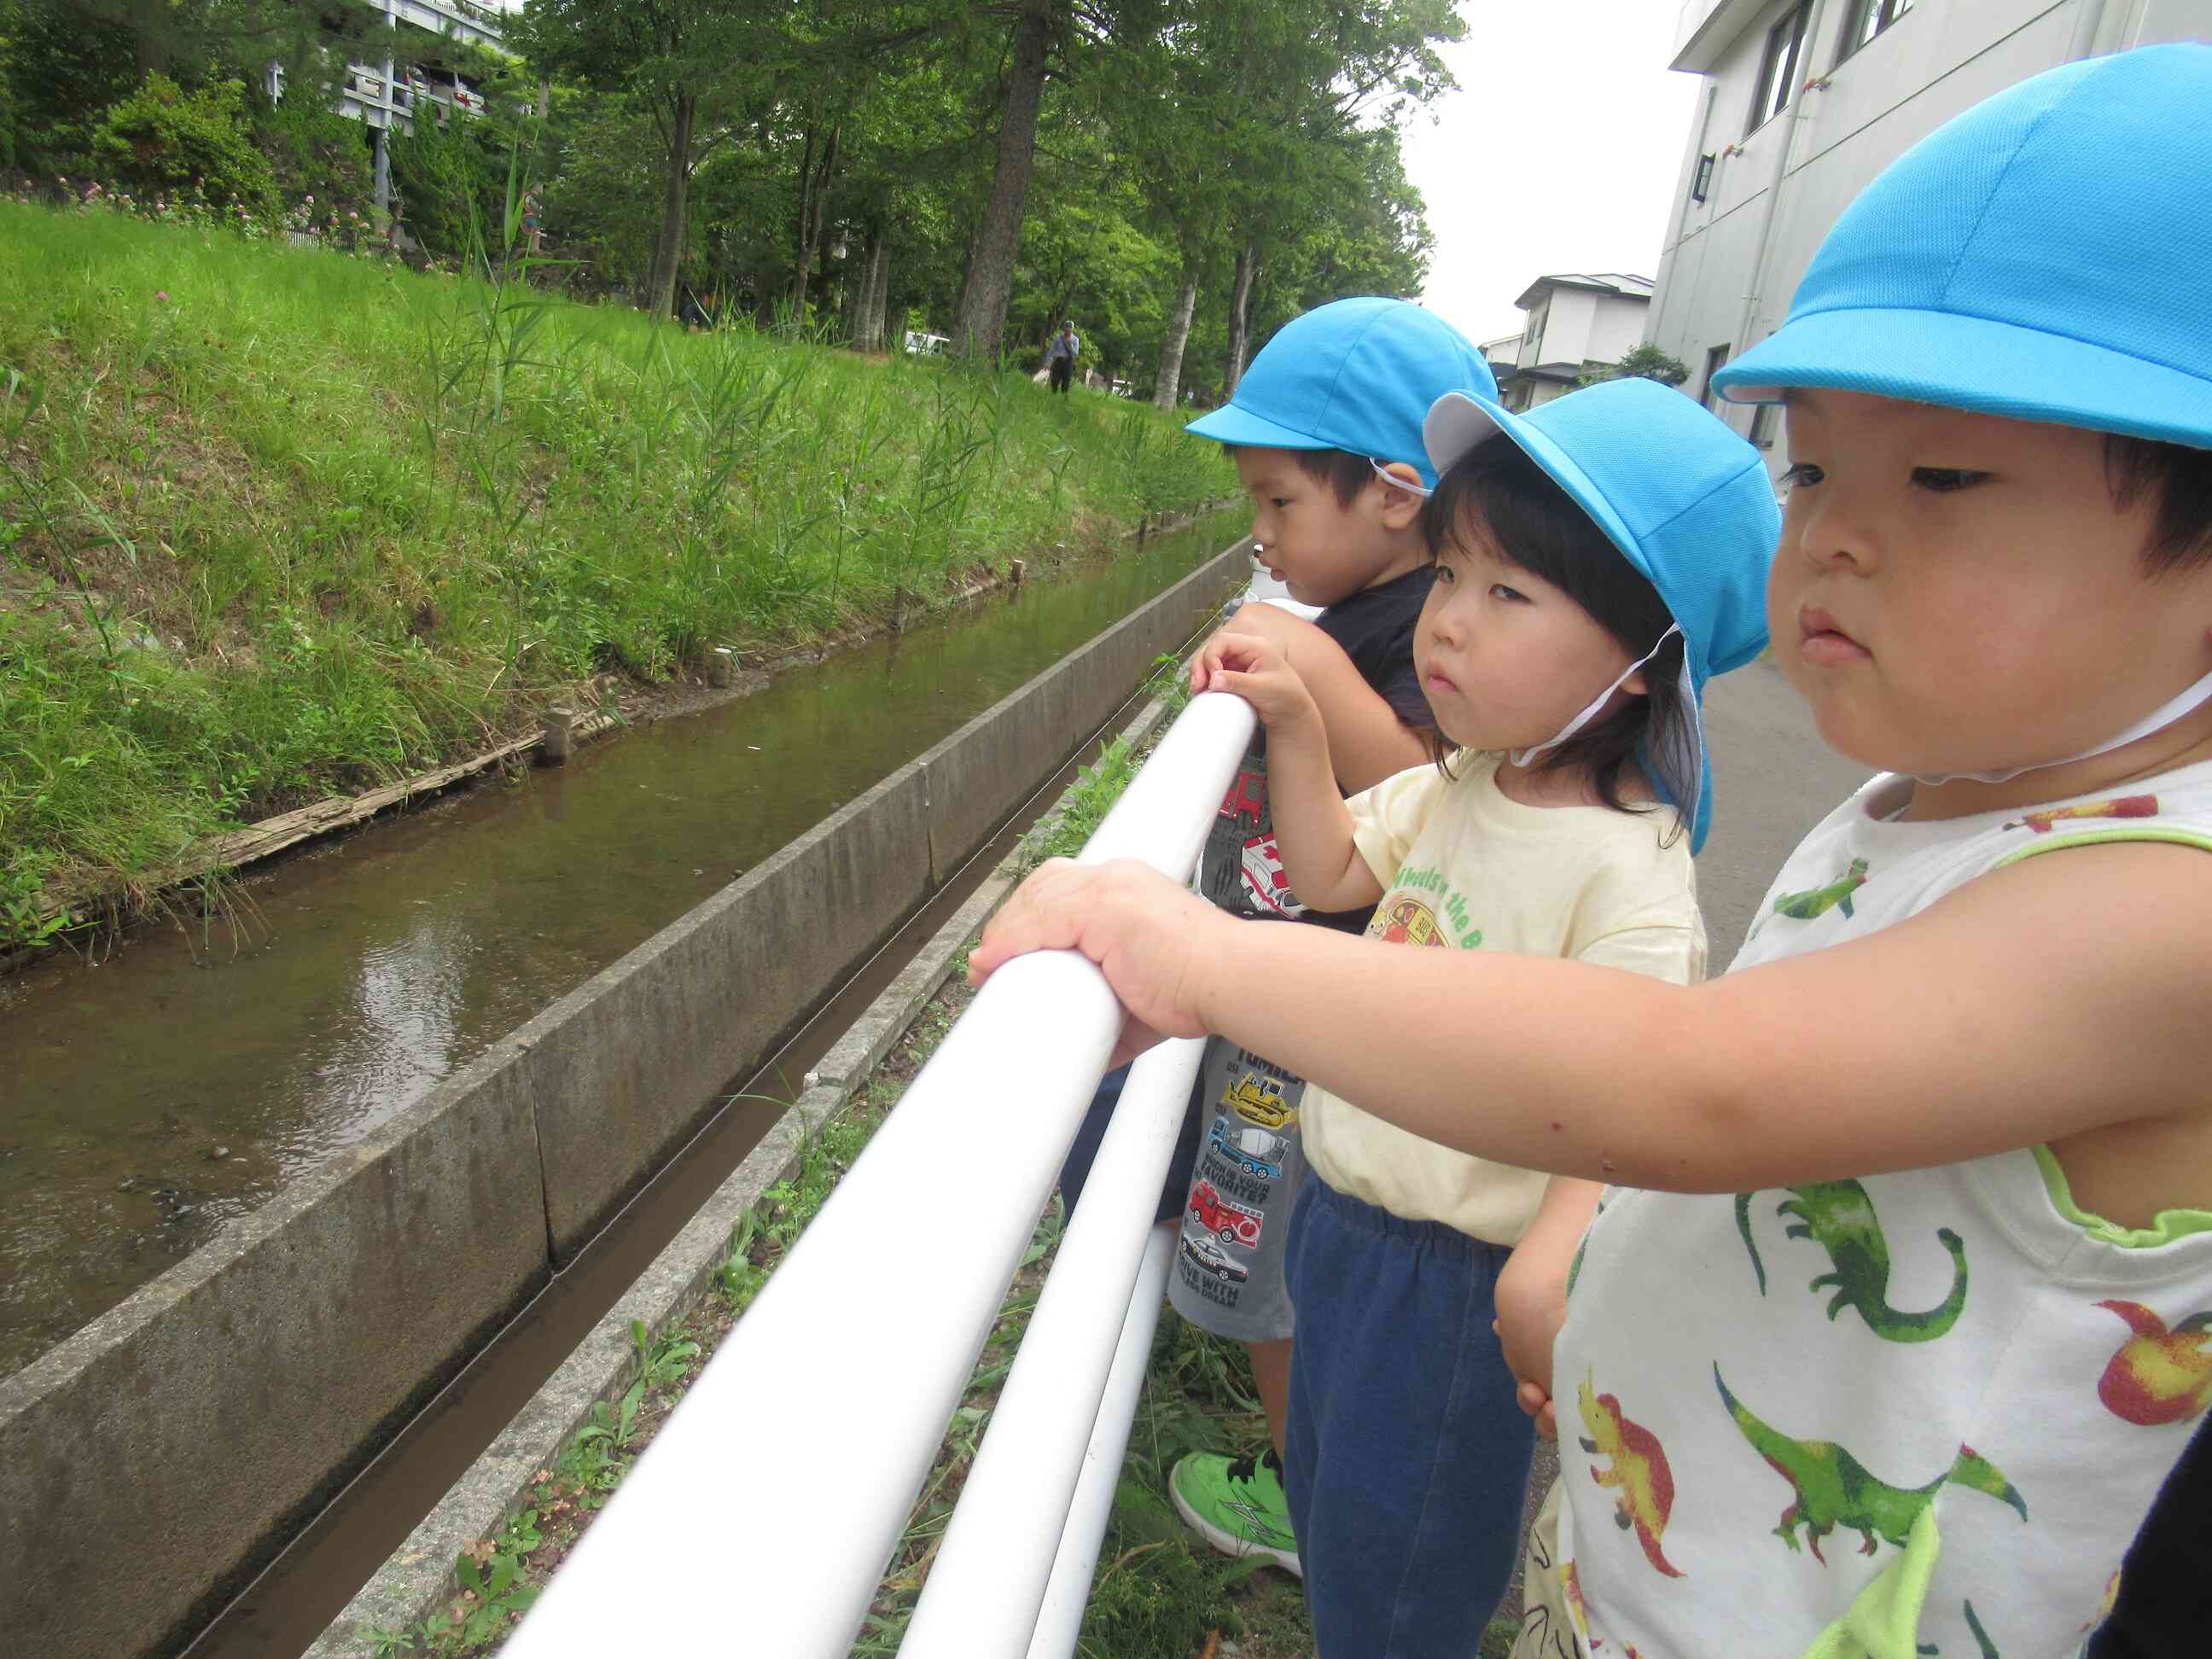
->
xmin=259 ymin=88 xmax=374 ymax=225
xmin=91 ymin=74 xmax=281 ymax=221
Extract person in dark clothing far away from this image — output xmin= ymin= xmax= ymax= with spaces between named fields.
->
xmin=1046 ymin=320 xmax=1080 ymax=393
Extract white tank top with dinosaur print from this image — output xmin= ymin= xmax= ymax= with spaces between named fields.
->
xmin=1548 ymin=763 xmax=2212 ymax=1659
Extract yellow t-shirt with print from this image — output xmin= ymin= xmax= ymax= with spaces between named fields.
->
xmin=1299 ymin=754 xmax=1706 ymax=1245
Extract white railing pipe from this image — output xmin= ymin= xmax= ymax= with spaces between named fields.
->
xmin=1023 ymin=1221 xmax=1178 ymax=1659
xmin=502 ymin=690 xmax=1256 ymax=1658
xmin=900 ymin=1039 xmax=1205 ymax=1655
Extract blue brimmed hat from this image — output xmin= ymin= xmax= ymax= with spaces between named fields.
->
xmin=1188 ymin=298 xmax=1497 ymax=487
xmin=1423 ymin=378 xmax=1778 ymax=853
xmin=1713 ymin=44 xmax=2212 ymax=447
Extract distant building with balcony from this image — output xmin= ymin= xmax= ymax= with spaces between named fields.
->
xmin=1477 ymin=332 xmax=1520 ymax=388
xmin=267 ymin=0 xmax=517 ymax=215
xmin=1645 ymin=0 xmax=2212 ymax=477
xmin=1494 ymin=273 xmax=1653 ymax=412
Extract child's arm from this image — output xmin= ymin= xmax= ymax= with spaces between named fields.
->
xmin=1192 ymin=603 xmax=1429 ymax=793
xmin=1493 ymin=1177 xmax=1604 ymax=1441
xmin=1189 ymin=630 xmax=1385 ymax=913
xmin=969 ymin=844 xmax=2212 ymax=1199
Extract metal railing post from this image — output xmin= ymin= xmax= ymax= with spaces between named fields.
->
xmin=1022 ymin=1220 xmax=1178 ymax=1659
xmin=501 ymin=692 xmax=1256 ymax=1658
xmin=900 ymin=1039 xmax=1206 ymax=1655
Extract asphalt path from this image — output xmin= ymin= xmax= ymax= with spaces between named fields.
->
xmin=1499 ymin=655 xmax=1872 ymax=1621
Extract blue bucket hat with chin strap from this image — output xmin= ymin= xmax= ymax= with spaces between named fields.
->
xmin=1188 ymin=297 xmax=1497 ymax=489
xmin=1423 ymin=376 xmax=1779 ymax=853
xmin=1711 ymin=43 xmax=2212 ymax=447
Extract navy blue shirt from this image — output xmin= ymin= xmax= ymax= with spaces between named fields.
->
xmin=1196 ymin=563 xmax=1437 ymax=934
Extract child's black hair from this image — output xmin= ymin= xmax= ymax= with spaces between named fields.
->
xmin=1420 ymin=438 xmax=1690 ymax=832
xmin=1220 ymin=442 xmax=1378 ymax=509
xmin=2106 ymin=435 xmax=2212 ymax=575
xmin=1288 ymin=448 xmax=1382 ymax=508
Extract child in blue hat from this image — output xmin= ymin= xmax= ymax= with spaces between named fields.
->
xmin=977 ymin=44 xmax=2212 ymax=1658
xmin=1181 ymin=373 xmax=1774 ymax=1652
xmin=1056 ymin=296 xmax=1498 ymax=1577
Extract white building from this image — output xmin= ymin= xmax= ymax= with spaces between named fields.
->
xmin=1647 ymin=0 xmax=2212 ymax=476
xmin=269 ymin=0 xmax=516 ymax=213
xmin=1494 ymin=273 xmax=1653 ymax=411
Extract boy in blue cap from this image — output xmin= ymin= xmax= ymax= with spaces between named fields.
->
xmin=976 ymin=44 xmax=2212 ymax=1658
xmin=1056 ymin=296 xmax=1495 ymax=1575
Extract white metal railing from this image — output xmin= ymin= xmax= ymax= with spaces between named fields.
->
xmin=502 ymin=684 xmax=1261 ymax=1657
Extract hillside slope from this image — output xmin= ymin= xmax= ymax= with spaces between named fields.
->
xmin=0 ymin=202 xmax=1232 ymax=942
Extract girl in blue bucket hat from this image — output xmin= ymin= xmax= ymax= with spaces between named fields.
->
xmin=973 ymin=44 xmax=2212 ymax=1657
xmin=1161 ymin=373 xmax=1776 ymax=1654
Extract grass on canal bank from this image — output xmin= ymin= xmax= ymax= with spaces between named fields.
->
xmin=0 ymin=197 xmax=1234 ymax=947
xmin=360 ymin=697 xmax=1521 ymax=1659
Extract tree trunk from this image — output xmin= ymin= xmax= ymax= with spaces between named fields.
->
xmin=1225 ymin=243 xmax=1256 ymax=396
xmin=866 ymin=235 xmax=891 ymax=351
xmin=798 ymin=123 xmax=843 ymax=319
xmin=789 ymin=122 xmax=841 ymax=319
xmin=647 ymin=92 xmax=697 ymax=317
xmin=851 ymin=219 xmax=888 ymax=350
xmin=1152 ymin=274 xmax=1199 ymax=410
xmin=130 ymin=0 xmax=168 ymax=79
xmin=952 ymin=0 xmax=1052 ymax=362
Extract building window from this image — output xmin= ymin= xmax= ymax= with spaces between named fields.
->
xmin=1523 ymin=302 xmax=1548 ymax=350
xmin=1841 ymin=0 xmax=1912 ymax=59
xmin=1749 ymin=1 xmax=1812 ymax=132
xmin=1702 ymin=343 xmax=1732 ymax=410
xmin=1691 ymin=153 xmax=1716 ymax=204
xmin=1749 ymin=401 xmax=1781 ymax=450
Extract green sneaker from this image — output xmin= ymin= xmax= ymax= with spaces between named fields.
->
xmin=1168 ymin=1447 xmax=1302 ymax=1578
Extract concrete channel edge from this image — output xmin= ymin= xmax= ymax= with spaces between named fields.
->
xmin=0 ymin=539 xmax=1244 ymax=1659
xmin=306 ymin=690 xmax=1181 ymax=1654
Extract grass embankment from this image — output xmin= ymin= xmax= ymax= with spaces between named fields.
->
xmin=368 ymin=707 xmax=1521 ymax=1659
xmin=0 ymin=200 xmax=1234 ymax=946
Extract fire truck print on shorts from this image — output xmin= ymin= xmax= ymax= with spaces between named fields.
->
xmin=1240 ymin=831 xmax=1305 ymax=918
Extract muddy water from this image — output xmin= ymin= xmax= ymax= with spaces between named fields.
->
xmin=0 ymin=512 xmax=1245 ymax=1379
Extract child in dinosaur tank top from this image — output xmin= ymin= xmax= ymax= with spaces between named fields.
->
xmin=970 ymin=48 xmax=2212 ymax=1659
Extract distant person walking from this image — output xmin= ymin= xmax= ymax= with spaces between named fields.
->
xmin=1046 ymin=320 xmax=1080 ymax=394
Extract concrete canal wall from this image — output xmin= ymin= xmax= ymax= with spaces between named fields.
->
xmin=0 ymin=542 xmax=1248 ymax=1659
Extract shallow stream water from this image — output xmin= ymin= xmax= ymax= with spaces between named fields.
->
xmin=0 ymin=513 xmax=1244 ymax=1378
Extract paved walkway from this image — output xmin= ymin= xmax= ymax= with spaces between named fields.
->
xmin=1502 ymin=656 xmax=1871 ymax=1620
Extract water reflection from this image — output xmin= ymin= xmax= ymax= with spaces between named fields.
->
xmin=0 ymin=516 xmax=1243 ymax=1376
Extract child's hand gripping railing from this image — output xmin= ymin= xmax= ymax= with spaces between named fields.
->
xmin=500 ymin=687 xmax=1260 ymax=1659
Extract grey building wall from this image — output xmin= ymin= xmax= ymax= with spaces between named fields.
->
xmin=1646 ymin=0 xmax=2212 ymax=479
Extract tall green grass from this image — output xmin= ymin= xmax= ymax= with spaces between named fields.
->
xmin=0 ymin=200 xmax=1234 ymax=942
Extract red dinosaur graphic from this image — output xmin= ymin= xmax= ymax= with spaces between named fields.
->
xmin=2096 ymin=1300 xmax=2212 ymax=1425
xmin=1578 ymin=1370 xmax=1685 ymax=1577
xmin=2004 ymin=795 xmax=2157 ymax=834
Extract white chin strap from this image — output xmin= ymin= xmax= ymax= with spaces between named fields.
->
xmin=1370 ymin=458 xmax=1432 ymax=498
xmin=1912 ymin=667 xmax=2212 ymax=784
xmin=1511 ymin=625 xmax=1681 ymax=767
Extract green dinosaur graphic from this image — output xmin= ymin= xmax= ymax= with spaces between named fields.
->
xmin=1565 ymin=1194 xmax=1607 ymax=1301
xmin=1734 ymin=1181 xmax=1968 ymax=1343
xmin=1772 ymin=857 xmax=1871 ymax=922
xmin=1713 ymin=1365 xmax=2026 ymax=1563
xmin=1965 ymin=1600 xmax=2000 ymax=1659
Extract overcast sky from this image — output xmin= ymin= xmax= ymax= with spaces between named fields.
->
xmin=1401 ymin=3 xmax=1703 ymax=345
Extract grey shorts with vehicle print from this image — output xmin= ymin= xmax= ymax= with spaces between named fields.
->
xmin=1167 ymin=1034 xmax=1307 ymax=1343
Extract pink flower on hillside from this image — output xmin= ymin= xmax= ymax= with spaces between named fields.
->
xmin=305 ymin=195 xmax=315 ymax=206
xmin=154 ymin=290 xmax=169 ymax=303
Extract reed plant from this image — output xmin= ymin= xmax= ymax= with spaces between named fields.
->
xmin=0 ymin=196 xmax=1235 ymax=943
